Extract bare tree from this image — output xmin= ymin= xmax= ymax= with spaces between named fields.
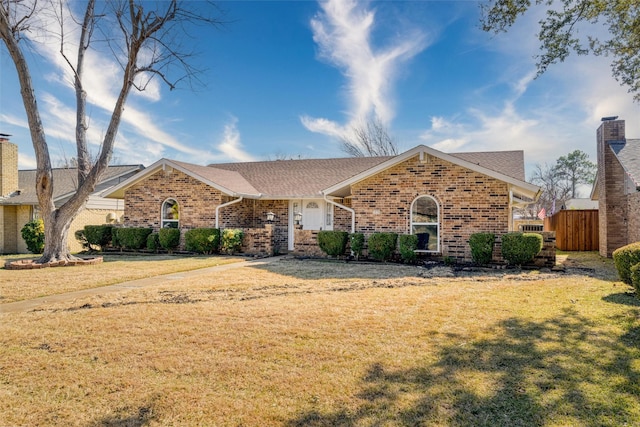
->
xmin=530 ymin=162 xmax=571 ymax=216
xmin=1 ymin=0 xmax=223 ymax=264
xmin=340 ymin=118 xmax=399 ymax=157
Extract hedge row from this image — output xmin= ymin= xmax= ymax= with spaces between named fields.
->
xmin=76 ymin=225 xmax=243 ymax=254
xmin=316 ymin=231 xmax=408 ymax=263
xmin=318 ymin=230 xmax=544 ymax=266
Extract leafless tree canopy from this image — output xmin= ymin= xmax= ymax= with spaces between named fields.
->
xmin=340 ymin=118 xmax=399 ymax=157
xmin=0 ymin=0 xmax=224 ymax=263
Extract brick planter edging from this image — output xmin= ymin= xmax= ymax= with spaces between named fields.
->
xmin=5 ymin=256 xmax=104 ymax=270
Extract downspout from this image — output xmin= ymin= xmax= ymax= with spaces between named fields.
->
xmin=215 ymin=196 xmax=243 ymax=229
xmin=323 ymin=193 xmax=355 ymax=233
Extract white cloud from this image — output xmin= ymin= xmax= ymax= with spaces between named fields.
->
xmin=208 ymin=117 xmax=257 ymax=163
xmin=302 ymin=0 xmax=429 ymax=138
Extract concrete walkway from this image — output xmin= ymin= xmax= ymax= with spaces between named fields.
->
xmin=1 ymin=255 xmax=287 ymax=314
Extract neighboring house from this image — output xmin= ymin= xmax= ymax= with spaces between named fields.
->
xmin=0 ymin=136 xmax=144 ymax=254
xmin=104 ymin=144 xmax=541 ymax=261
xmin=591 ymin=118 xmax=640 ymax=257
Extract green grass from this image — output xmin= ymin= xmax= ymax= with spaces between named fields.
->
xmin=0 ymin=253 xmax=638 ymax=426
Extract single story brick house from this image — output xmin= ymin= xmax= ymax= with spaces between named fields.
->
xmin=0 ymin=136 xmax=143 ymax=253
xmin=104 ymin=145 xmax=541 ymax=261
xmin=591 ymin=118 xmax=640 ymax=257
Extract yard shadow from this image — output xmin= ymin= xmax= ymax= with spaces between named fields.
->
xmin=88 ymin=398 xmax=157 ymax=427
xmin=602 ymin=292 xmax=640 ymax=306
xmin=287 ymin=308 xmax=640 ymax=427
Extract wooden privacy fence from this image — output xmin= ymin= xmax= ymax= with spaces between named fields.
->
xmin=544 ymin=209 xmax=599 ymax=251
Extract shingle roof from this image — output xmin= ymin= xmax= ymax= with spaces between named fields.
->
xmin=452 ymin=151 xmax=525 ymax=181
xmin=208 ymin=156 xmax=391 ymax=198
xmin=171 ymin=160 xmax=260 ymax=196
xmin=0 ymin=165 xmax=143 ymax=205
xmin=610 ymin=139 xmax=640 ymax=187
xmin=103 ymin=146 xmax=535 ymax=200
xmin=207 ymin=150 xmax=526 ymax=198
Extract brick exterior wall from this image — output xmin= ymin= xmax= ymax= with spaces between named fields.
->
xmin=597 ymin=120 xmax=630 ymax=257
xmin=125 ymin=168 xmax=223 ymax=230
xmin=628 ymin=192 xmax=640 ymax=245
xmin=0 ymin=139 xmax=19 ymax=197
xmin=293 ymin=228 xmax=325 ymax=257
xmin=344 ymin=154 xmax=511 ymax=261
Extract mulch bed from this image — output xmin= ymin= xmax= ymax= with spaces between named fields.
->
xmin=5 ymin=256 xmax=103 ymax=270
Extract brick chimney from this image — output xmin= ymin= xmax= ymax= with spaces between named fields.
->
xmin=0 ymin=134 xmax=19 ymax=197
xmin=596 ymin=118 xmax=627 ymax=257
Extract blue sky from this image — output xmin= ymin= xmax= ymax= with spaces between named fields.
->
xmin=1 ymin=0 xmax=639 ymax=189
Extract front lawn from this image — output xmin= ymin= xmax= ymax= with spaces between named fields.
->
xmin=0 ymin=254 xmax=242 ymax=303
xmin=0 ymin=253 xmax=638 ymax=426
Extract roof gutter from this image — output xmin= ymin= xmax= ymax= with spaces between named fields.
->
xmin=215 ymin=196 xmax=243 ymax=228
xmin=323 ymin=193 xmax=355 ymax=233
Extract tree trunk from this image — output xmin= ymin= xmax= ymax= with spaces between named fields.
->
xmin=40 ymin=209 xmax=79 ymax=263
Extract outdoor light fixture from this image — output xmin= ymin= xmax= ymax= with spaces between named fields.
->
xmin=294 ymin=211 xmax=302 ymax=225
xmin=266 ymin=211 xmax=275 ymax=223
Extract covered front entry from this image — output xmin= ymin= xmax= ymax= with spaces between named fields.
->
xmin=287 ymin=199 xmax=333 ymax=250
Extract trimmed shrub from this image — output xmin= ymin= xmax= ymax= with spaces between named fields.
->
xmin=399 ymin=234 xmax=418 ymax=263
xmin=221 ymin=228 xmax=244 ymax=254
xmin=501 ymin=232 xmax=543 ymax=266
xmin=469 ymin=232 xmax=495 ymax=265
xmin=146 ymin=233 xmax=160 ymax=252
xmin=21 ymin=219 xmax=45 ymax=254
xmin=158 ymin=228 xmax=181 ymax=252
xmin=185 ymin=228 xmax=220 ymax=254
xmin=368 ymin=232 xmax=398 ymax=262
xmin=75 ymin=229 xmax=90 ymax=252
xmin=613 ymin=242 xmax=640 ymax=285
xmin=116 ymin=227 xmax=153 ymax=250
xmin=317 ymin=230 xmax=349 ymax=257
xmin=630 ymin=262 xmax=640 ymax=296
xmin=350 ymin=233 xmax=365 ymax=260
xmin=84 ymin=225 xmax=113 ymax=251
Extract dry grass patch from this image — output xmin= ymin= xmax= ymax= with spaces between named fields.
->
xmin=0 ymin=254 xmax=241 ymax=303
xmin=1 ymin=253 xmax=639 ymax=426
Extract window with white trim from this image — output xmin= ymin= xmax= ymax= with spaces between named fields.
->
xmin=325 ymin=202 xmax=333 ymax=227
xmin=161 ymin=198 xmax=180 ymax=228
xmin=411 ymin=195 xmax=439 ymax=252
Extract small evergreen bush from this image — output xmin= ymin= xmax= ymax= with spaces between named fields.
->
xmin=75 ymin=229 xmax=90 ymax=251
xmin=613 ymin=242 xmax=640 ymax=285
xmin=317 ymin=230 xmax=349 ymax=257
xmin=159 ymin=228 xmax=181 ymax=252
xmin=630 ymin=262 xmax=640 ymax=296
xmin=368 ymin=232 xmax=398 ymax=262
xmin=84 ymin=225 xmax=113 ymax=251
xmin=469 ymin=232 xmax=495 ymax=265
xmin=185 ymin=228 xmax=220 ymax=254
xmin=501 ymin=232 xmax=543 ymax=266
xmin=146 ymin=233 xmax=160 ymax=252
xmin=221 ymin=228 xmax=244 ymax=254
xmin=21 ymin=219 xmax=45 ymax=254
xmin=116 ymin=227 xmax=153 ymax=250
xmin=350 ymin=233 xmax=365 ymax=260
xmin=398 ymin=234 xmax=418 ymax=263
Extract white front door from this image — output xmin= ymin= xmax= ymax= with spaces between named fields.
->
xmin=288 ymin=199 xmax=333 ymax=250
xmin=302 ymin=200 xmax=323 ymax=231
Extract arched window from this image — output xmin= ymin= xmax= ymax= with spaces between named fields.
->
xmin=161 ymin=198 xmax=179 ymax=228
xmin=411 ymin=195 xmax=439 ymax=252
